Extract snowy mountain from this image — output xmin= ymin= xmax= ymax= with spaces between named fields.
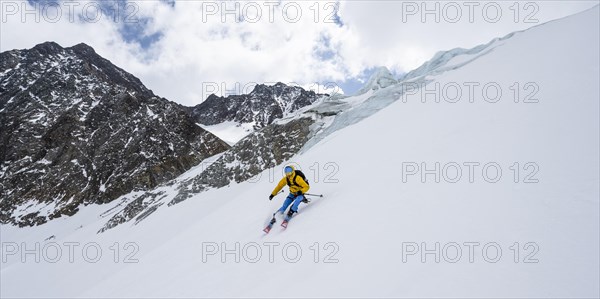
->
xmin=0 ymin=42 xmax=230 ymax=226
xmin=1 ymin=5 xmax=599 ymax=298
xmin=0 ymin=43 xmax=329 ymax=230
xmin=190 ymin=82 xmax=328 ymax=144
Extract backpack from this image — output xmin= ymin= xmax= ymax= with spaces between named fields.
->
xmin=287 ymin=170 xmax=309 ymax=187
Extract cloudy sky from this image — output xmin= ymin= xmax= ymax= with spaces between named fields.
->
xmin=1 ymin=0 xmax=597 ymax=106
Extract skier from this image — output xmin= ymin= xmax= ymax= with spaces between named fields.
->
xmin=269 ymin=165 xmax=309 ymax=218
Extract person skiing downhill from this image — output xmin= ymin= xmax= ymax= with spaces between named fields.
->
xmin=269 ymin=165 xmax=309 ymax=218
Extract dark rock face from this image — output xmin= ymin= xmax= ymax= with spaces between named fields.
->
xmin=0 ymin=42 xmax=230 ymax=226
xmin=190 ymin=82 xmax=326 ymax=128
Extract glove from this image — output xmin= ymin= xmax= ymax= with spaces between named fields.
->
xmin=269 ymin=194 xmax=274 ymax=201
xmin=295 ymin=191 xmax=303 ymax=196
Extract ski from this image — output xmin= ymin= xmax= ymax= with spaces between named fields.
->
xmin=263 ymin=213 xmax=278 ymax=234
xmin=281 ymin=214 xmax=294 ymax=229
xmin=263 ymin=223 xmax=274 ymax=233
xmin=265 ymin=194 xmax=319 ymax=232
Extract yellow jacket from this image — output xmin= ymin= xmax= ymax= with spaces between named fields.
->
xmin=271 ymin=168 xmax=310 ymax=195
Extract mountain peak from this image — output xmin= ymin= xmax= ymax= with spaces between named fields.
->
xmin=29 ymin=42 xmax=97 ymax=56
xmin=251 ymin=83 xmax=270 ymax=94
xmin=69 ymin=43 xmax=96 ymax=55
xmin=31 ymin=41 xmax=64 ymax=55
xmin=250 ymin=82 xmax=294 ymax=94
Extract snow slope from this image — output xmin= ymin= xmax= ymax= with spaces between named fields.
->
xmin=196 ymin=121 xmax=256 ymax=145
xmin=1 ymin=6 xmax=599 ymax=298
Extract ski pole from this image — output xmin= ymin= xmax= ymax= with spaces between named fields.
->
xmin=304 ymin=193 xmax=323 ymax=197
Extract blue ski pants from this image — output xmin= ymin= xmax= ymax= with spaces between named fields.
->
xmin=278 ymin=193 xmax=305 ymax=214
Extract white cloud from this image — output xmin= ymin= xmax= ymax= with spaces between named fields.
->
xmin=112 ymin=1 xmax=353 ymax=104
xmin=1 ymin=0 xmax=596 ymax=105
